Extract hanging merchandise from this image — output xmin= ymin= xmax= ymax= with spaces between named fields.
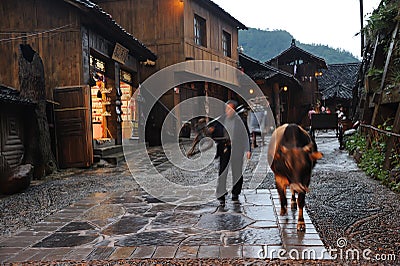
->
xmin=90 ymin=70 xmax=112 ymax=140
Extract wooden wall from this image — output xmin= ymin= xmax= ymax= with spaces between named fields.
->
xmin=96 ymin=0 xmax=240 ymax=70
xmin=280 ymin=63 xmax=318 ymax=107
xmin=97 ymin=0 xmax=186 ymax=71
xmin=183 ymin=0 xmax=239 ymax=67
xmin=0 ymin=0 xmax=83 ymax=100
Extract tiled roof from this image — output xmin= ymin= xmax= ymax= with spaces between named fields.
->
xmin=248 ymin=70 xmax=280 ymax=80
xmin=322 ymin=83 xmax=353 ymax=100
xmin=65 ymin=0 xmax=157 ymax=61
xmin=266 ymin=40 xmax=327 ymax=69
xmin=197 ymin=0 xmax=247 ymax=30
xmin=318 ymin=63 xmax=361 ymax=100
xmin=239 ymin=52 xmax=301 ymax=86
xmin=0 ymin=85 xmax=35 ymax=105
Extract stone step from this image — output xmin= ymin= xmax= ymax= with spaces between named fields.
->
xmin=93 ymin=145 xmax=123 ymax=157
xmin=101 ymin=150 xmax=137 ymax=166
xmin=101 ymin=152 xmax=125 ymax=165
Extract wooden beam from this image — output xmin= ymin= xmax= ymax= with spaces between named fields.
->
xmin=371 ymin=20 xmax=399 ymax=125
xmin=361 ymin=36 xmax=380 ymax=126
xmin=273 ymin=82 xmax=281 ymax=126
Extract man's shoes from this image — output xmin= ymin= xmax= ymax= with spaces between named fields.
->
xmin=231 ymin=194 xmax=239 ymax=202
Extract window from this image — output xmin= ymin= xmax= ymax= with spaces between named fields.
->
xmin=222 ymin=31 xmax=232 ymax=57
xmin=194 ymin=14 xmax=206 ymax=47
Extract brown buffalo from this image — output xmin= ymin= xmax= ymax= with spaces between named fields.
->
xmin=268 ymin=124 xmax=323 ymax=231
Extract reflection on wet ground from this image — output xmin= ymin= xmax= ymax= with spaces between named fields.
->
xmin=0 ymin=187 xmax=329 ymax=262
xmin=0 ymin=138 xmax=331 ymax=262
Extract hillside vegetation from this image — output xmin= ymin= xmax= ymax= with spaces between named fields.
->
xmin=239 ymin=28 xmax=360 ymax=64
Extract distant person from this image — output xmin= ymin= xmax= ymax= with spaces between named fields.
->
xmin=259 ymin=110 xmax=269 ymax=146
xmin=336 ymin=106 xmax=345 ymax=120
xmin=308 ymin=105 xmax=316 ymax=120
xmin=248 ymin=110 xmax=266 ymax=148
xmin=325 ymin=107 xmax=331 ymax=114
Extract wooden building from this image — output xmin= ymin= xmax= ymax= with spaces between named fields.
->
xmin=317 ymin=63 xmax=361 ymax=117
xmin=353 ymin=0 xmax=400 ymax=173
xmin=355 ymin=0 xmax=400 ymax=128
xmin=266 ymin=39 xmax=327 ymax=126
xmin=94 ymin=0 xmax=247 ymax=145
xmin=239 ymin=52 xmax=302 ymax=126
xmin=0 ymin=0 xmax=156 ymax=168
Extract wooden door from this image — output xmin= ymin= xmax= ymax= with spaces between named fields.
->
xmin=54 ymin=86 xmax=93 ymax=168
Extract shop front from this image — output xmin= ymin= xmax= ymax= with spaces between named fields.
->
xmin=53 ymin=23 xmax=156 ymax=168
xmin=89 ymin=52 xmax=140 ymax=147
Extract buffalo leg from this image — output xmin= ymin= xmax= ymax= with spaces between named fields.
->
xmin=275 ymin=175 xmax=289 ymax=215
xmin=297 ymin=192 xmax=306 ymax=231
xmin=291 ymin=193 xmax=297 ymax=210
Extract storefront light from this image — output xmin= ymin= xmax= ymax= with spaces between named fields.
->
xmin=315 ymin=71 xmax=323 ymax=77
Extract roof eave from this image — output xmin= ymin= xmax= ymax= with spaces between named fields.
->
xmin=197 ymin=0 xmax=247 ymax=30
xmin=0 ymin=84 xmax=36 ymax=105
xmin=239 ymin=52 xmax=302 ymax=87
xmin=267 ymin=45 xmax=327 ymax=69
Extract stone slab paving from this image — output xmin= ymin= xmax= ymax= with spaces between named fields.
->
xmin=0 ymin=187 xmax=330 ymax=262
xmin=0 ymin=140 xmax=332 ymax=262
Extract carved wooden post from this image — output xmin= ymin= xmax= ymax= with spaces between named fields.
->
xmin=18 ymin=44 xmax=57 ymax=178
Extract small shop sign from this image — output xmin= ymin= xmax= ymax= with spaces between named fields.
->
xmin=112 ymin=43 xmax=129 ymax=64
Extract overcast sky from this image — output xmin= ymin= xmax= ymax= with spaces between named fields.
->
xmin=212 ymin=0 xmax=381 ymax=58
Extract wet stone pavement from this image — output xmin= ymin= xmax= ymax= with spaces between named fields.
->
xmin=0 ymin=140 xmax=331 ymax=263
xmin=0 ymin=189 xmax=329 ymax=262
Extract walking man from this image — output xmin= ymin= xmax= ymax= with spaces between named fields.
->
xmin=209 ymin=100 xmax=251 ymax=205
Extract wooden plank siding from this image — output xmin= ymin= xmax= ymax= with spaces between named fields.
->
xmin=96 ymin=0 xmax=185 ymax=45
xmin=97 ymin=0 xmax=186 ymax=71
xmin=183 ymin=0 xmax=239 ymax=67
xmin=97 ymin=0 xmax=240 ymax=71
xmin=0 ymin=0 xmax=83 ymax=100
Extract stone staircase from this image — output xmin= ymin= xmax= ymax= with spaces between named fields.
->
xmin=93 ymin=144 xmax=125 ymax=165
xmin=93 ymin=138 xmax=142 ymax=165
